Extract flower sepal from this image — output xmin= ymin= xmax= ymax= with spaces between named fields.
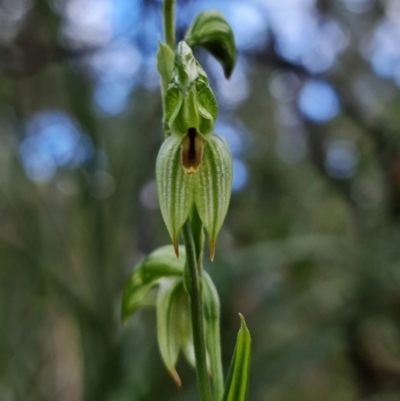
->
xmin=156 ymin=133 xmax=232 ymax=260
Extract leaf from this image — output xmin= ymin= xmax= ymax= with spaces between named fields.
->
xmin=185 ymin=11 xmax=237 ymax=78
xmin=121 ymin=245 xmax=185 ymax=322
xmin=157 ymin=40 xmax=176 ymax=136
xmin=203 ymin=272 xmax=224 ymax=401
xmin=157 ymin=277 xmax=184 ymax=386
xmin=156 ymin=135 xmax=195 ymax=255
xmin=194 ymin=134 xmax=233 ymax=260
xmin=222 ymin=314 xmax=251 ymax=401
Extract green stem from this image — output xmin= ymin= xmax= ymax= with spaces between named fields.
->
xmin=163 ymin=0 xmax=176 ymax=49
xmin=191 ymin=207 xmax=224 ymax=400
xmin=182 ymin=221 xmax=214 ymax=401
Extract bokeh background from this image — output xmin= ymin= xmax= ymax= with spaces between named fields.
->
xmin=2 ymin=0 xmax=400 ymax=400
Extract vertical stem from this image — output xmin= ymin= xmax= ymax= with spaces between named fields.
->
xmin=163 ymin=0 xmax=176 ymax=49
xmin=192 ymin=206 xmax=224 ymax=400
xmin=182 ymin=221 xmax=214 ymax=401
xmin=191 ymin=206 xmax=205 ymax=267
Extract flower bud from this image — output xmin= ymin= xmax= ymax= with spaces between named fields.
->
xmin=185 ymin=11 xmax=237 ymax=78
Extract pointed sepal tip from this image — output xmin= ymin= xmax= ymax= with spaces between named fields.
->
xmin=171 ymin=369 xmax=182 ymax=388
xmin=209 ymin=239 xmax=216 ymax=261
xmin=173 ymin=238 xmax=180 ymax=258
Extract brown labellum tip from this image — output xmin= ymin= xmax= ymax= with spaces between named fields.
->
xmin=181 ymin=127 xmax=204 ymax=174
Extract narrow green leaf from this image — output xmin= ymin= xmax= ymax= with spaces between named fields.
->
xmin=194 ymin=134 xmax=233 ymax=259
xmin=157 ymin=278 xmax=184 ymax=386
xmin=121 ymin=245 xmax=185 ymax=322
xmin=222 ymin=314 xmax=251 ymax=401
xmin=185 ymin=11 xmax=237 ymax=78
xmin=157 ymin=40 xmax=175 ymax=97
xmin=156 ymin=135 xmax=195 ymax=255
xmin=203 ymin=272 xmax=224 ymax=401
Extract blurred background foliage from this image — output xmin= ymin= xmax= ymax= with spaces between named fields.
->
xmin=2 ymin=0 xmax=400 ymax=400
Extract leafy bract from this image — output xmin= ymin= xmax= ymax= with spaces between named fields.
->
xmin=157 ymin=40 xmax=175 ymax=97
xmin=157 ymin=40 xmax=176 ymax=136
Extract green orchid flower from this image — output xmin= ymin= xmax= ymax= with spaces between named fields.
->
xmin=156 ymin=41 xmax=233 ymax=260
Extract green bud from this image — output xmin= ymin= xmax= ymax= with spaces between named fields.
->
xmin=121 ymin=245 xmax=184 ymax=322
xmin=185 ymin=11 xmax=237 ymax=78
xmin=156 ymin=133 xmax=232 ymax=260
xmin=222 ymin=314 xmax=251 ymax=401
